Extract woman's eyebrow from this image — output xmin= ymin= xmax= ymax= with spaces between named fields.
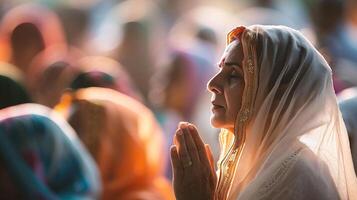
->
xmin=223 ymin=62 xmax=241 ymax=67
xmin=217 ymin=61 xmax=239 ymax=68
xmin=223 ymin=62 xmax=243 ymax=71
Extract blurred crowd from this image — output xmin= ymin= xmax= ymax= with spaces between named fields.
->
xmin=0 ymin=0 xmax=357 ymax=199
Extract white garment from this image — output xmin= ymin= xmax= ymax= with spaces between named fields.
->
xmin=215 ymin=25 xmax=357 ymax=200
xmin=238 ymin=143 xmax=340 ymax=200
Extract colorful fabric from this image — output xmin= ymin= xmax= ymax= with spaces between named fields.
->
xmin=0 ymin=104 xmax=101 ymax=199
xmin=0 ymin=3 xmax=66 ymax=63
xmin=70 ymin=56 xmax=142 ymax=102
xmin=56 ymin=87 xmax=173 ymax=200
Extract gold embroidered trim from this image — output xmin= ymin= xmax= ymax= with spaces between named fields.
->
xmin=216 ymin=27 xmax=259 ymax=200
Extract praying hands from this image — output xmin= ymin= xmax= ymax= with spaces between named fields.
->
xmin=170 ymin=122 xmax=217 ymax=200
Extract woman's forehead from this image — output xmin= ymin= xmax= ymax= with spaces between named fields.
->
xmin=226 ymin=40 xmax=240 ymax=52
xmin=219 ymin=40 xmax=243 ymax=64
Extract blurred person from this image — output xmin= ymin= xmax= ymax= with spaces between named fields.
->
xmin=0 ymin=3 xmax=66 ymax=73
xmin=307 ymin=0 xmax=357 ymax=93
xmin=150 ymin=49 xmax=218 ymax=178
xmin=95 ymin=0 xmax=166 ymax=104
xmin=26 ymin=46 xmax=81 ymax=108
xmin=114 ymin=19 xmax=157 ymax=104
xmin=56 ymin=87 xmax=174 ymax=200
xmin=170 ymin=25 xmax=357 ymax=199
xmin=0 ymin=61 xmax=31 ymax=109
xmin=338 ymin=87 xmax=357 ymax=173
xmin=70 ymin=56 xmax=143 ymax=101
xmin=0 ymin=103 xmax=101 ymax=199
xmin=55 ymin=6 xmax=91 ymax=53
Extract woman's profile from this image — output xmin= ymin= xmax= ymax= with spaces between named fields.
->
xmin=170 ymin=25 xmax=357 ymax=200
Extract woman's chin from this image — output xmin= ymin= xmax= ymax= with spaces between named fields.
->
xmin=210 ymin=115 xmax=235 ymax=131
xmin=210 ymin=116 xmax=224 ymax=128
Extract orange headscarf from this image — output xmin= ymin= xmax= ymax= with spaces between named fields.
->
xmin=55 ymin=87 xmax=174 ymax=200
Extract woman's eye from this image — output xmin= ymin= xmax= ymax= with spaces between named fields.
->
xmin=230 ymin=70 xmax=241 ymax=79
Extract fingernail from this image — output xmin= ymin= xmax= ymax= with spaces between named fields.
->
xmin=177 ymin=129 xmax=183 ymax=135
xmin=188 ymin=124 xmax=194 ymax=131
xmin=171 ymin=145 xmax=177 ymax=151
xmin=178 ymin=121 xmax=186 ymax=128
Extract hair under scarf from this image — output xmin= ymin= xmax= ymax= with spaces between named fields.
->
xmin=215 ymin=25 xmax=357 ymax=200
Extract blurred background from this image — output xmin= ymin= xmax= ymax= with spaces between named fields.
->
xmin=0 ymin=0 xmax=357 ymax=198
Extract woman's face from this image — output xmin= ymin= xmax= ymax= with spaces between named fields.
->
xmin=207 ymin=40 xmax=244 ymax=132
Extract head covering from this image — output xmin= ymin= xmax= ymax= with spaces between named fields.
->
xmin=0 ymin=62 xmax=31 ymax=109
xmin=0 ymin=3 xmax=66 ymax=63
xmin=70 ymin=56 xmax=142 ymax=101
xmin=0 ymin=103 xmax=101 ymax=199
xmin=55 ymin=87 xmax=173 ymax=200
xmin=26 ymin=46 xmax=81 ymax=108
xmin=338 ymin=87 xmax=357 ymax=174
xmin=215 ymin=25 xmax=357 ymax=199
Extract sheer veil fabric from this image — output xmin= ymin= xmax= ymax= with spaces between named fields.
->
xmin=215 ymin=25 xmax=357 ymax=200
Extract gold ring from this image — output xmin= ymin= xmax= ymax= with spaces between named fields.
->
xmin=183 ymin=160 xmax=193 ymax=168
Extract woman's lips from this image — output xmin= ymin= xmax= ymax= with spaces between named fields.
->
xmin=212 ymin=104 xmax=224 ymax=111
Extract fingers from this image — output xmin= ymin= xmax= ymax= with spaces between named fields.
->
xmin=170 ymin=145 xmax=183 ymax=178
xmin=186 ymin=123 xmax=210 ymax=166
xmin=172 ymin=123 xmax=217 ymax=198
xmin=187 ymin=123 xmax=206 ymax=150
xmin=179 ymin=123 xmax=200 ymax=165
xmin=175 ymin=129 xmax=193 ymax=168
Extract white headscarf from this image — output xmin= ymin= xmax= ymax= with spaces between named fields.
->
xmin=215 ymin=25 xmax=357 ymax=200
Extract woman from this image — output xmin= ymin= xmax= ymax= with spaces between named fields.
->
xmin=307 ymin=0 xmax=357 ymax=93
xmin=26 ymin=46 xmax=81 ymax=108
xmin=56 ymin=87 xmax=174 ymax=200
xmin=171 ymin=25 xmax=357 ymax=199
xmin=0 ymin=3 xmax=66 ymax=73
xmin=0 ymin=103 xmax=100 ymax=199
xmin=70 ymin=56 xmax=142 ymax=101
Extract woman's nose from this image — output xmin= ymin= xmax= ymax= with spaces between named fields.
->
xmin=207 ymin=74 xmax=222 ymax=94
